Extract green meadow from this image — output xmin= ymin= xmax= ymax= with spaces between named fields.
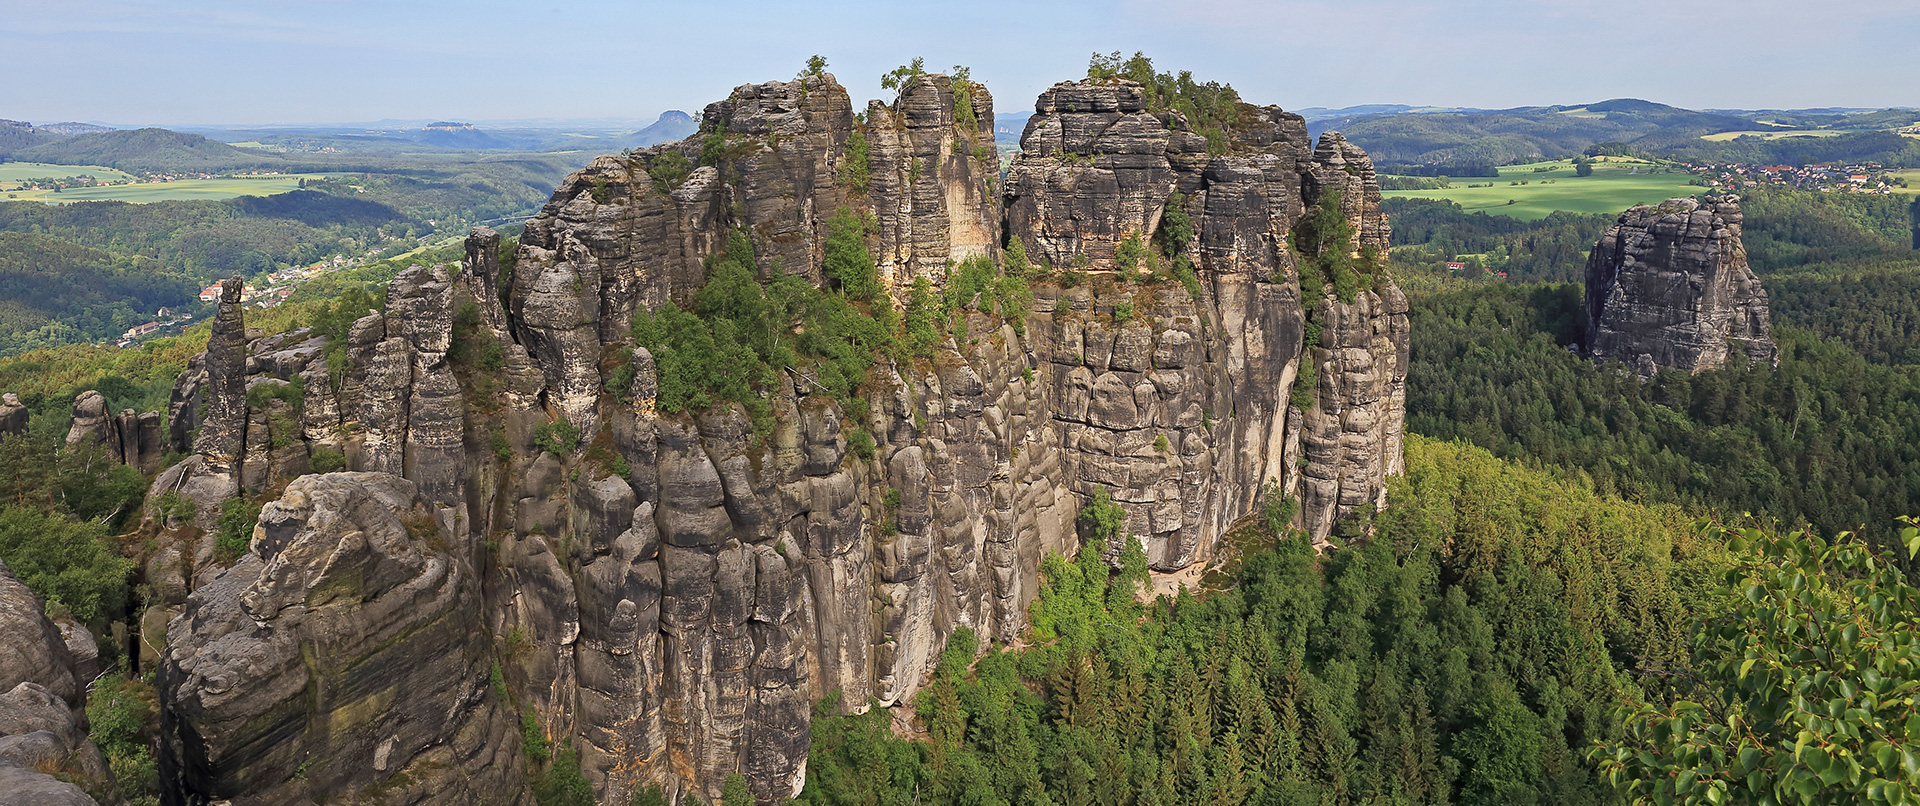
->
xmin=0 ymin=162 xmax=135 ymax=188
xmin=1381 ymin=158 xmax=1703 ymax=220
xmin=0 ymin=174 xmax=328 ymax=203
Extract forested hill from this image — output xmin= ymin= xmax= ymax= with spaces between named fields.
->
xmin=6 ymin=127 xmax=281 ymax=173
xmin=1314 ymin=99 xmax=1753 ymax=166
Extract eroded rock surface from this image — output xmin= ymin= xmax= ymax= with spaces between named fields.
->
xmin=0 ymin=559 xmax=108 ymax=806
xmin=143 ymin=71 xmax=1409 ymax=806
xmin=157 ymin=472 xmax=527 ymax=805
xmin=1585 ymin=194 xmax=1777 ymax=374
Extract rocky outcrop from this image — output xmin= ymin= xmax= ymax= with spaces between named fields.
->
xmin=143 ymin=71 xmax=1408 ymax=806
xmin=157 ymin=472 xmax=528 ymax=805
xmin=1585 ymin=194 xmax=1777 ymax=374
xmin=64 ymin=391 xmax=163 ymax=473
xmin=192 ymin=278 xmax=249 ymax=474
xmin=0 ymin=559 xmax=108 ymax=806
xmin=0 ymin=393 xmax=26 ymax=436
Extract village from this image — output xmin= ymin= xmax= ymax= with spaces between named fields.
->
xmin=1687 ymin=160 xmax=1904 ymax=194
xmin=114 ymin=250 xmax=374 ymax=347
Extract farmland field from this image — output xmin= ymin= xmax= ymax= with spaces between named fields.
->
xmin=1380 ymin=158 xmax=1703 ymax=220
xmin=1698 ymin=129 xmax=1850 ymax=142
xmin=0 ymin=174 xmax=329 ymax=203
xmin=0 ymin=162 xmax=135 ymax=188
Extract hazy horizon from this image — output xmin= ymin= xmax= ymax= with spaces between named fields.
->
xmin=4 ymin=0 xmax=1917 ymax=127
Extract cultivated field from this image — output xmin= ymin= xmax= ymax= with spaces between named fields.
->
xmin=1699 ymin=129 xmax=1850 ymax=142
xmin=1381 ymin=158 xmax=1704 ymax=220
xmin=0 ymin=162 xmax=135 ymax=188
xmin=0 ymin=174 xmax=328 ymax=203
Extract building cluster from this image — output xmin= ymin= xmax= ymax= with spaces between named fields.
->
xmin=1688 ymin=161 xmax=1901 ymax=194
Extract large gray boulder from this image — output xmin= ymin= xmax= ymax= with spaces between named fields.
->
xmin=0 ymin=560 xmax=107 ymax=805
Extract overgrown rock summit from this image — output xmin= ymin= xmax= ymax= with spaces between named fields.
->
xmin=1585 ymin=194 xmax=1777 ymax=374
xmin=142 ymin=70 xmax=1409 ymax=806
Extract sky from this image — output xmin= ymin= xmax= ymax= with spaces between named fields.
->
xmin=3 ymin=0 xmax=1917 ymax=127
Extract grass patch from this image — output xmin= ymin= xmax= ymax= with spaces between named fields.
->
xmin=1380 ymin=158 xmax=1701 ymax=220
xmin=2 ymin=174 xmax=330 ymax=203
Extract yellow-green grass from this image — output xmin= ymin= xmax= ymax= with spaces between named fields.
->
xmin=1 ymin=174 xmax=330 ymax=203
xmin=0 ymin=162 xmax=135 ymax=188
xmin=1381 ymin=158 xmax=1703 ymax=221
xmin=1886 ymin=169 xmax=1920 ymax=196
xmin=1699 ymin=129 xmax=1850 ymax=142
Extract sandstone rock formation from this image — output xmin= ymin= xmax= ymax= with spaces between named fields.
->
xmin=0 ymin=559 xmax=109 ymax=806
xmin=64 ymin=390 xmax=163 ymax=474
xmin=143 ymin=70 xmax=1408 ymax=806
xmin=0 ymin=393 xmax=27 ymax=436
xmin=157 ymin=472 xmax=527 ymax=805
xmin=1585 ymin=194 xmax=1777 ymax=374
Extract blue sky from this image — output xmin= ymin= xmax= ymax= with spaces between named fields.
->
xmin=3 ymin=0 xmax=1916 ymax=126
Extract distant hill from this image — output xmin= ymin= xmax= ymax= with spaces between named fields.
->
xmin=1317 ymin=99 xmax=1753 ymax=166
xmin=0 ymin=120 xmax=61 ymax=153
xmin=0 ymin=230 xmax=197 ymax=356
xmin=13 ymin=128 xmax=280 ymax=173
xmin=415 ymin=123 xmax=508 ymax=150
xmin=36 ymin=122 xmax=114 ymax=136
xmin=622 ymin=111 xmax=697 ymax=148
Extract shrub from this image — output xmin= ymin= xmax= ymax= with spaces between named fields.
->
xmin=532 ymin=745 xmax=594 ymax=806
xmin=308 ymin=446 xmax=347 ymax=474
xmin=0 ymin=506 xmax=134 ymax=626
xmin=847 ymin=428 xmax=876 ymax=461
xmin=841 ymin=129 xmax=870 ymax=194
xmin=533 ymin=420 xmax=581 ymax=456
xmin=213 ymin=497 xmax=260 ymax=565
xmin=646 ymin=150 xmax=692 ymax=195
xmin=823 ymin=207 xmax=880 ymax=301
xmin=87 ymin=673 xmax=158 ymax=801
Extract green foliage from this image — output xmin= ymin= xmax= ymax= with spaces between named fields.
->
xmin=531 ymin=744 xmax=595 ymax=806
xmin=723 ymin=773 xmax=753 ymax=806
xmin=87 ymin=672 xmax=159 ymax=802
xmin=1005 ymin=235 xmax=1032 ymax=277
xmin=950 ymin=65 xmax=978 ymax=131
xmin=244 ymin=375 xmax=305 ymax=411
xmin=308 ymin=445 xmax=347 ymax=474
xmin=521 ymin=711 xmax=550 ymax=763
xmin=646 ymin=150 xmax=693 ymax=195
xmin=491 ymin=429 xmax=511 ymax=463
xmin=847 ymin=428 xmax=876 ymax=461
xmin=533 ymin=419 xmax=581 ymax=456
xmin=841 ymin=129 xmax=870 ymax=194
xmin=1292 ymin=187 xmax=1367 ymax=303
xmin=630 ymin=784 xmax=669 ymax=806
xmin=1154 ymin=433 xmax=1170 ymax=453
xmin=1574 ymin=160 xmax=1593 ymax=177
xmin=880 ymin=57 xmax=927 ymax=91
xmin=1408 ymin=283 xmax=1920 ymax=546
xmin=1598 ymin=521 xmax=1920 ymax=806
xmin=809 ymin=435 xmax=1716 ymax=806
xmin=1086 ymin=52 xmax=1242 ymax=155
xmin=802 ymin=54 xmax=829 ymax=79
xmin=213 ymin=496 xmax=259 ymax=565
xmin=1112 ymin=231 xmax=1149 ymax=276
xmin=904 ymin=276 xmax=943 ymax=357
xmin=825 ymin=207 xmax=880 ymax=301
xmin=799 ymin=689 xmax=930 ymax=806
xmin=0 ymin=231 xmax=198 ymax=357
xmin=0 ymin=505 xmax=134 ymax=625
xmin=1077 ymin=487 xmax=1127 ymax=545
xmin=309 ymin=284 xmax=379 ymax=384
xmin=1291 ymin=321 xmax=1321 ymax=410
xmin=1384 ymin=197 xmax=1614 ymax=283
xmin=632 ymin=230 xmax=894 ymax=437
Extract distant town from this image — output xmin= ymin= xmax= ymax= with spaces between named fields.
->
xmin=1688 ymin=161 xmax=1906 ymax=194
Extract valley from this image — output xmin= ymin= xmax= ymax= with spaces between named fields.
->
xmin=1 ymin=45 xmax=1918 ymax=806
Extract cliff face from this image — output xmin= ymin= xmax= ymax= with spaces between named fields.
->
xmin=1585 ymin=194 xmax=1777 ymax=374
xmin=144 ymin=72 xmax=1408 ymax=806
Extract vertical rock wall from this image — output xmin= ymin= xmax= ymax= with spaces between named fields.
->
xmin=1585 ymin=194 xmax=1777 ymax=374
xmin=146 ymin=72 xmax=1408 ymax=806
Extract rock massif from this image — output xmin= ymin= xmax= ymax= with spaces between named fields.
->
xmin=0 ymin=559 xmax=112 ymax=806
xmin=1585 ymin=194 xmax=1777 ymax=374
xmin=139 ymin=71 xmax=1409 ymax=806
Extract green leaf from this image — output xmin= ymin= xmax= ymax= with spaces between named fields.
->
xmin=1740 ymin=658 xmax=1758 ymax=680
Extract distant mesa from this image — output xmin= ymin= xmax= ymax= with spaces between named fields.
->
xmin=619 ymin=109 xmax=696 ymax=148
xmin=1585 ymin=194 xmax=1778 ymax=374
xmin=35 ymin=122 xmax=114 ymax=136
xmin=422 ymin=121 xmax=475 ymax=130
